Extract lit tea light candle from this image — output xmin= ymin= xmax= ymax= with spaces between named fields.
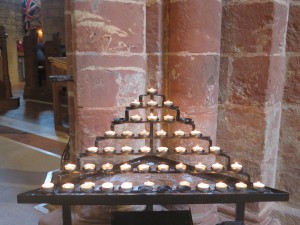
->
xmin=42 ymin=182 xmax=54 ymax=193
xmin=64 ymin=163 xmax=76 ymax=172
xmin=139 ymin=130 xmax=150 ymax=137
xmin=175 ymin=146 xmax=186 ymax=154
xmin=174 ymin=130 xmax=185 ymax=137
xmin=104 ymin=130 xmax=116 ymax=137
xmin=211 ymin=162 xmax=224 ymax=172
xmin=121 ymin=146 xmax=133 ymax=153
xmin=84 ymin=181 xmax=95 ymax=187
xmin=83 ymin=163 xmax=96 ymax=172
xmin=144 ymin=181 xmax=155 ymax=187
xmin=175 ymin=163 xmax=187 ymax=172
xmin=192 ymin=145 xmax=204 ymax=153
xmin=195 ymin=163 xmax=207 ymax=172
xmin=103 ymin=146 xmax=115 ymax=153
xmin=130 ymin=99 xmax=141 ymax=107
xmin=190 ymin=130 xmax=202 ymax=137
xmin=101 ymin=182 xmax=114 ymax=192
xmin=210 ymin=146 xmax=221 ymax=154
xmin=121 ymin=182 xmax=133 ymax=192
xmin=215 ymin=182 xmax=228 ymax=192
xmin=122 ymin=130 xmax=134 ymax=137
xmin=147 ymin=100 xmax=158 ymax=107
xmin=147 ymin=87 xmax=157 ymax=94
xmin=157 ymin=164 xmax=169 ymax=172
xmin=101 ymin=163 xmax=113 ymax=172
xmin=80 ymin=182 xmax=95 ymax=193
xmin=231 ymin=162 xmax=243 ymax=172
xmin=62 ymin=183 xmax=74 ymax=193
xmin=139 ymin=146 xmax=151 ymax=153
xmin=147 ymin=113 xmax=158 ymax=122
xmin=87 ymin=146 xmax=98 ymax=153
xmin=120 ymin=163 xmax=132 ymax=172
xmin=164 ymin=115 xmax=174 ymax=122
xmin=235 ymin=182 xmax=247 ymax=191
xmin=179 ymin=181 xmax=191 ymax=187
xmin=253 ymin=181 xmax=265 ymax=192
xmin=157 ymin=146 xmax=168 ymax=153
xmin=138 ymin=164 xmax=150 ymax=172
xmin=156 ymin=129 xmax=167 ymax=137
xmin=130 ymin=114 xmax=142 ymax=122
xmin=164 ymin=100 xmax=173 ymax=107
xmin=197 ymin=182 xmax=209 ymax=192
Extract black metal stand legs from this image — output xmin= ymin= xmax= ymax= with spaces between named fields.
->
xmin=235 ymin=202 xmax=245 ymax=221
xmin=62 ymin=205 xmax=72 ymax=225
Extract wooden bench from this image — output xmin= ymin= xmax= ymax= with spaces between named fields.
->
xmin=0 ymin=25 xmax=19 ymax=111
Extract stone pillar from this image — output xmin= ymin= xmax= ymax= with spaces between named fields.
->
xmin=165 ymin=1 xmax=222 ymax=224
xmin=166 ymin=0 xmax=222 ymax=141
xmin=64 ymin=0 xmax=75 ymax=161
xmin=218 ymin=0 xmax=288 ymax=224
xmin=271 ymin=1 xmax=300 ymax=224
xmin=68 ymin=0 xmax=147 ymax=223
xmin=146 ymin=0 xmax=163 ymax=89
xmin=41 ymin=0 xmax=65 ymax=45
xmin=71 ymin=0 xmax=147 ymax=155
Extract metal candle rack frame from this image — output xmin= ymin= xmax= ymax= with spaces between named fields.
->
xmin=17 ymin=90 xmax=289 ymax=225
xmin=94 ymin=91 xmax=250 ymax=184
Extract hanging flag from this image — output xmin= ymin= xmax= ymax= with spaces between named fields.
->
xmin=22 ymin=0 xmax=41 ymax=32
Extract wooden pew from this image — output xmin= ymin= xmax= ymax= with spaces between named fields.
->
xmin=0 ymin=25 xmax=19 ymax=111
xmin=23 ymin=30 xmax=65 ymax=102
xmin=48 ymin=57 xmax=72 ymax=133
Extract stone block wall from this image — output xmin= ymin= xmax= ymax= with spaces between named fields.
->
xmin=218 ymin=0 xmax=300 ymax=224
xmin=166 ymin=0 xmax=222 ymax=142
xmin=271 ymin=1 xmax=300 ymax=224
xmin=0 ymin=0 xmax=24 ymax=85
xmin=41 ymin=0 xmax=65 ymax=44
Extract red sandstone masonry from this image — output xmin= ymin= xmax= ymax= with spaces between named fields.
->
xmin=228 ymin=56 xmax=285 ymax=107
xmin=218 ymin=0 xmax=290 ymax=224
xmin=276 ymin=1 xmax=300 ymax=216
xmin=165 ymin=0 xmax=222 ymax=224
xmin=286 ymin=5 xmax=300 ymax=52
xmin=146 ymin=0 xmax=164 ymax=87
xmin=146 ymin=0 xmax=163 ymax=53
xmin=168 ymin=0 xmax=222 ymax=53
xmin=167 ymin=55 xmax=220 ymax=109
xmin=75 ymin=54 xmax=146 ymax=69
xmin=71 ymin=0 xmax=147 ymax=152
xmin=221 ymin=1 xmax=288 ymax=54
xmin=76 ymin=69 xmax=146 ymax=108
xmin=73 ymin=1 xmax=144 ymax=53
xmin=147 ymin=54 xmax=163 ymax=88
xmin=283 ymin=56 xmax=300 ymax=104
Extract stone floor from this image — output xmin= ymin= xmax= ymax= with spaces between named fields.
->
xmin=0 ymin=87 xmax=68 ymax=225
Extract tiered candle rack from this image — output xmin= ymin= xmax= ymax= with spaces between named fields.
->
xmin=17 ymin=89 xmax=289 ymax=225
xmin=80 ymin=90 xmax=251 ymax=185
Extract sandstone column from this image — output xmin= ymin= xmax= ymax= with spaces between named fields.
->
xmin=63 ymin=0 xmax=147 ymax=223
xmin=166 ymin=0 xmax=222 ymax=141
xmin=218 ymin=0 xmax=288 ymax=224
xmin=69 ymin=0 xmax=147 ymax=156
xmin=165 ymin=1 xmax=222 ymax=224
xmin=272 ymin=1 xmax=300 ymax=224
xmin=146 ymin=0 xmax=164 ymax=89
